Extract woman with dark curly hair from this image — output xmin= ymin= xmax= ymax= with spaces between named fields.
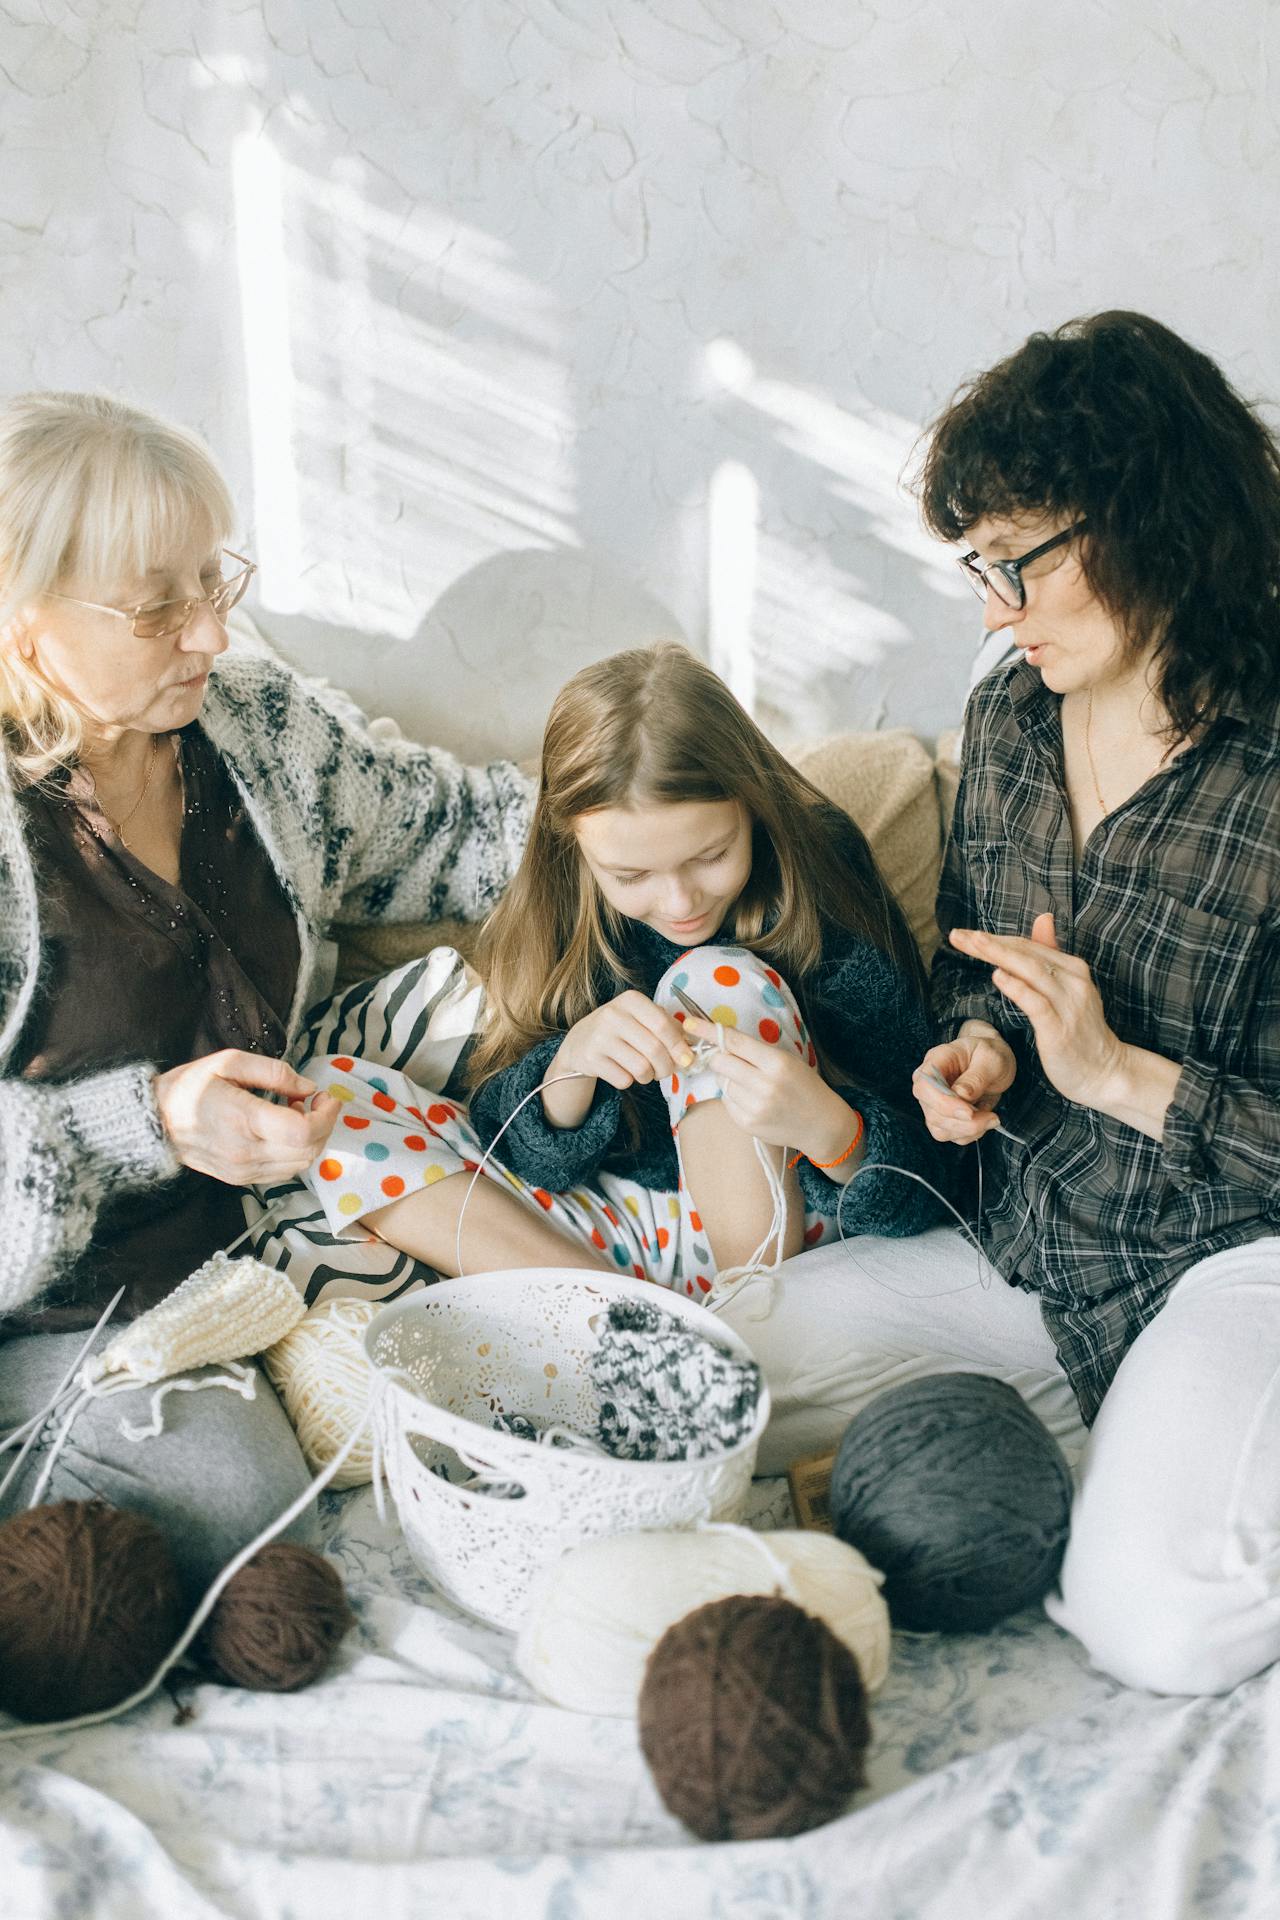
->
xmin=908 ymin=311 xmax=1280 ymax=1694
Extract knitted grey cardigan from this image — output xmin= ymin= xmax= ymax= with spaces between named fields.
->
xmin=0 ymin=653 xmax=532 ymax=1318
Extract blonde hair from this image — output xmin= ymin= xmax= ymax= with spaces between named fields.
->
xmin=469 ymin=642 xmax=925 ymax=1093
xmin=0 ymin=391 xmax=235 ymax=777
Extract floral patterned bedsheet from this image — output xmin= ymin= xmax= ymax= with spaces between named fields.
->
xmin=2 ymin=1476 xmax=1277 ymax=1920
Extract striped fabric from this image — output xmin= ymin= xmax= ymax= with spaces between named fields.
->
xmin=933 ymin=657 xmax=1280 ymax=1422
xmin=241 ymin=949 xmax=484 ymax=1305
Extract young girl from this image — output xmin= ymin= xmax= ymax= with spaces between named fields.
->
xmin=296 ymin=643 xmax=945 ymax=1301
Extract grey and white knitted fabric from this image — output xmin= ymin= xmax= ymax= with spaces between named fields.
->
xmin=0 ymin=652 xmax=533 ymax=1319
xmin=589 ymin=1300 xmax=763 ymax=1462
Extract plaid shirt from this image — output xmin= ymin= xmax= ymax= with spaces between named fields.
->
xmin=933 ymin=657 xmax=1280 ymax=1422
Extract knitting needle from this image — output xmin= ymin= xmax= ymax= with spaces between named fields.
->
xmin=0 ymin=1286 xmax=125 ymax=1506
xmin=671 ymin=984 xmax=713 ymax=1024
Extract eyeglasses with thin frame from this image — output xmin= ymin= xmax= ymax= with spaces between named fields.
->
xmin=45 ymin=549 xmax=258 ymax=640
xmin=956 ymin=521 xmax=1088 ymax=610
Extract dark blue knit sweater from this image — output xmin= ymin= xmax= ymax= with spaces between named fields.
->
xmin=468 ymin=918 xmax=949 ymax=1238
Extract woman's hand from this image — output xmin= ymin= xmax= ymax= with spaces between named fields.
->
xmin=913 ymin=1026 xmax=1017 ymax=1142
xmin=946 ymin=912 xmax=1129 ymax=1112
xmin=154 ymin=1050 xmax=341 ymax=1184
xmin=684 ymin=1016 xmax=857 ymax=1163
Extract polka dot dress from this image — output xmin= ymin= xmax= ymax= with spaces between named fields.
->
xmin=302 ymin=946 xmax=837 ymax=1295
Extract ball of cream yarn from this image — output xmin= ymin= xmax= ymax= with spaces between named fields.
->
xmin=263 ymin=1298 xmax=379 ymax=1488
xmin=516 ymin=1527 xmax=890 ymax=1715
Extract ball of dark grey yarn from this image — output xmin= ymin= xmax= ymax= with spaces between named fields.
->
xmin=830 ymin=1374 xmax=1073 ymax=1633
xmin=637 ymin=1593 xmax=871 ymax=1842
xmin=0 ymin=1500 xmax=184 ymax=1722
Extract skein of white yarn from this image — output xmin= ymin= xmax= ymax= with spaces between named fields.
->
xmin=516 ymin=1527 xmax=891 ymax=1715
xmin=262 ymin=1298 xmax=380 ymax=1489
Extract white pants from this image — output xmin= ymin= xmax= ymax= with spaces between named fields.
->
xmin=718 ymin=1229 xmax=1280 ymax=1696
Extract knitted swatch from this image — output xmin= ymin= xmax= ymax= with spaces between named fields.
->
xmin=589 ymin=1300 xmax=762 ymax=1462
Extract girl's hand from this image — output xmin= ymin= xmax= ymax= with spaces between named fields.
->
xmin=684 ymin=1016 xmax=855 ymax=1160
xmin=947 ymin=913 xmax=1129 ymax=1112
xmin=913 ymin=1029 xmax=1016 ymax=1143
xmin=154 ymin=1050 xmax=341 ymax=1184
xmin=556 ymin=991 xmax=695 ymax=1092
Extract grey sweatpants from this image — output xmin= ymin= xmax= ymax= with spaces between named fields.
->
xmin=0 ymin=1328 xmax=319 ymax=1602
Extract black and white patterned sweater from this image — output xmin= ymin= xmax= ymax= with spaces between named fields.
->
xmin=0 ymin=654 xmax=532 ymax=1318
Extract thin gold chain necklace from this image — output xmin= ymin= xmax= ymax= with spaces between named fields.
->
xmin=1085 ymin=689 xmax=1182 ymax=818
xmin=91 ymin=732 xmax=160 ymax=844
xmin=1084 ymin=690 xmax=1109 ymax=814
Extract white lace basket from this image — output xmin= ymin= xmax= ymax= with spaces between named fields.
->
xmin=365 ymin=1268 xmax=770 ymax=1630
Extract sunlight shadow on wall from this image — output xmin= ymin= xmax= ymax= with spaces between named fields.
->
xmin=232 ymin=130 xmax=578 ymax=641
xmin=233 ymin=134 xmax=303 ymax=614
xmin=703 ymin=339 xmax=970 ymax=741
xmin=707 ymin=458 xmax=759 ymax=713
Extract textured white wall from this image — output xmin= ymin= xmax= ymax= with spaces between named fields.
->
xmin=2 ymin=0 xmax=1275 ymax=757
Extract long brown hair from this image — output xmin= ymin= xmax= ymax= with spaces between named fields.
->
xmin=469 ymin=643 xmax=924 ymax=1093
xmin=470 ymin=645 xmax=921 ymax=1090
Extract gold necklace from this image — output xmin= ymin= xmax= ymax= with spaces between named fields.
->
xmin=1085 ymin=689 xmax=1184 ymax=818
xmin=94 ymin=732 xmax=160 ymax=844
xmin=1084 ymin=690 xmax=1109 ymax=815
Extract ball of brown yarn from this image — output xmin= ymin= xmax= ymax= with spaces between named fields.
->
xmin=637 ymin=1593 xmax=871 ymax=1842
xmin=0 ymin=1500 xmax=184 ymax=1723
xmin=197 ymin=1542 xmax=354 ymax=1692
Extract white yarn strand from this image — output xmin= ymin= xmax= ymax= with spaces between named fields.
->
xmin=832 ymin=1118 xmax=1039 ymax=1302
xmin=453 ymin=1070 xmax=592 ymax=1279
xmin=694 ymin=1519 xmax=802 ymax=1601
xmin=453 ymin=1023 xmax=795 ymax=1314
xmin=117 ymin=1364 xmax=259 ymax=1444
xmin=448 ymin=1023 xmax=1044 ymax=1314
xmin=702 ymin=1140 xmax=790 ymax=1320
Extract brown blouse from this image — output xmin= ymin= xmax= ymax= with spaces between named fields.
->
xmin=10 ymin=725 xmax=301 ymax=1328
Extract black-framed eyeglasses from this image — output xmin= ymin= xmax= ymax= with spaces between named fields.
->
xmin=957 ymin=521 xmax=1088 ymax=610
xmin=46 ymin=549 xmax=257 ymax=640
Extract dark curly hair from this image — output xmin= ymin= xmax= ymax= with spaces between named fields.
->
xmin=916 ymin=310 xmax=1280 ymax=739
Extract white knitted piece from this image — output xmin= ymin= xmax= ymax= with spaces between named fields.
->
xmin=0 ymin=653 xmax=533 ymax=1316
xmin=81 ymin=1254 xmax=306 ymax=1387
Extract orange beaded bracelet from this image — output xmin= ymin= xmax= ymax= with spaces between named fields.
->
xmin=787 ymin=1108 xmax=865 ymax=1173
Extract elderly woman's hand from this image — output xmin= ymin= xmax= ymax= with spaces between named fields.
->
xmin=946 ymin=913 xmax=1129 ymax=1113
xmin=154 ymin=1050 xmax=341 ymax=1185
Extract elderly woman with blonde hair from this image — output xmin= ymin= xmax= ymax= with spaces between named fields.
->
xmin=0 ymin=391 xmax=532 ymax=1688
